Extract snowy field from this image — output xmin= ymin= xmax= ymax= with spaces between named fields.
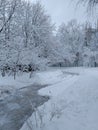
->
xmin=19 ymin=67 xmax=98 ymax=130
xmin=0 ymin=73 xmax=36 ymax=100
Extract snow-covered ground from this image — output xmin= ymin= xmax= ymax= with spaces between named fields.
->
xmin=0 ymin=73 xmax=35 ymax=100
xmin=20 ymin=67 xmax=98 ymax=130
xmin=0 ymin=69 xmax=69 ymax=99
xmin=0 ymin=67 xmax=98 ymax=130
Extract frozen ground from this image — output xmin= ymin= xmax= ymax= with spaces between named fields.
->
xmin=0 ymin=69 xmax=69 ymax=100
xmin=0 ymin=84 xmax=49 ymax=130
xmin=0 ymin=67 xmax=98 ymax=130
xmin=0 ymin=73 xmax=35 ymax=100
xmin=0 ymin=68 xmax=71 ymax=130
xmin=20 ymin=67 xmax=98 ymax=130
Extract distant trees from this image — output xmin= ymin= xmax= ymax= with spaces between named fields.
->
xmin=55 ymin=20 xmax=98 ymax=67
xmin=55 ymin=20 xmax=84 ymax=67
xmin=77 ymin=0 xmax=98 ymax=9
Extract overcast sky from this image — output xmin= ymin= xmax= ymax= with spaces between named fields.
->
xmin=31 ymin=0 xmax=97 ymax=27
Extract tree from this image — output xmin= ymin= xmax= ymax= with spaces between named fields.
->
xmin=77 ymin=0 xmax=98 ymax=8
xmin=0 ymin=0 xmax=55 ymax=77
xmin=0 ymin=0 xmax=18 ymax=34
xmin=56 ymin=20 xmax=84 ymax=66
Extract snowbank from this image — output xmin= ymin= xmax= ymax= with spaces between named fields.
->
xmin=20 ymin=67 xmax=98 ymax=130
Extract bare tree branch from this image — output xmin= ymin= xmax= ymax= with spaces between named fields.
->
xmin=77 ymin=0 xmax=98 ymax=8
xmin=0 ymin=0 xmax=17 ymax=33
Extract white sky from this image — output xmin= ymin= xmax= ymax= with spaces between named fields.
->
xmin=31 ymin=0 xmax=98 ymax=27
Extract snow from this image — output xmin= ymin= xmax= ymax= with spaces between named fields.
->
xmin=20 ymin=67 xmax=98 ymax=130
xmin=0 ymin=73 xmax=34 ymax=88
xmin=0 ymin=73 xmax=36 ymax=100
xmin=34 ymin=69 xmax=69 ymax=85
xmin=0 ymin=68 xmax=68 ymax=99
xmin=39 ymin=74 xmax=78 ymax=97
xmin=0 ymin=67 xmax=98 ymax=130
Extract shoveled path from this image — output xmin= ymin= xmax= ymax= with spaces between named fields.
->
xmin=0 ymin=84 xmax=49 ymax=130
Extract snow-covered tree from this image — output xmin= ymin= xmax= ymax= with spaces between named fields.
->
xmin=56 ymin=20 xmax=84 ymax=66
xmin=77 ymin=0 xmax=98 ymax=8
xmin=0 ymin=0 xmax=55 ymax=77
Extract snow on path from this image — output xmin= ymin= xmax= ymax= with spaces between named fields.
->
xmin=0 ymin=69 xmax=69 ymax=100
xmin=21 ymin=67 xmax=98 ymax=130
xmin=39 ymin=74 xmax=78 ymax=97
xmin=0 ymin=73 xmax=36 ymax=100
